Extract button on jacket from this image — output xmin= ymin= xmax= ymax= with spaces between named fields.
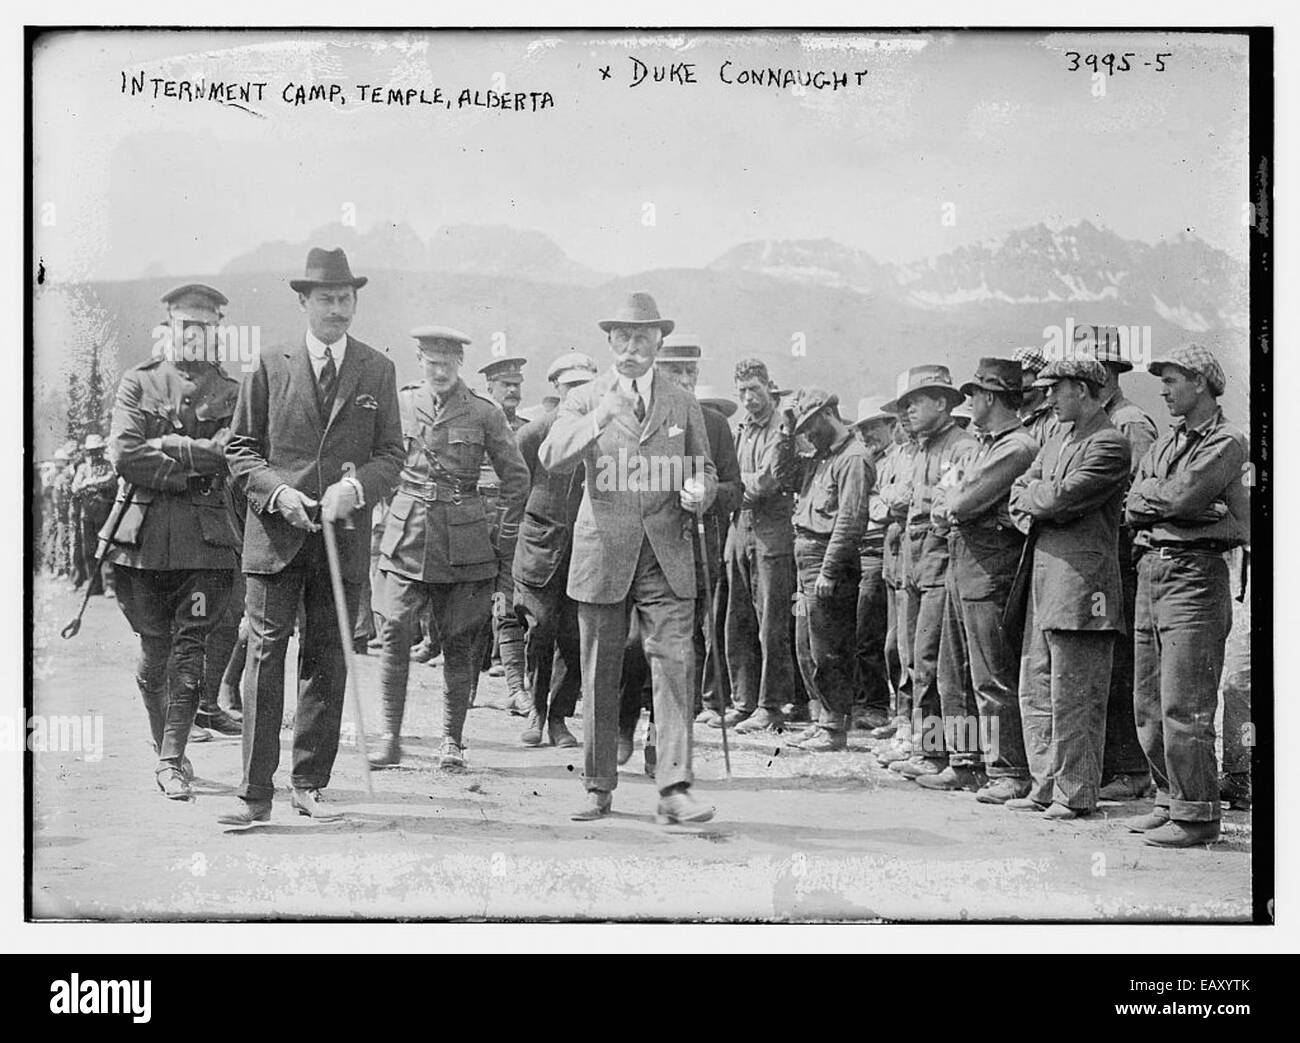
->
xmin=381 ymin=378 xmax=529 ymax=585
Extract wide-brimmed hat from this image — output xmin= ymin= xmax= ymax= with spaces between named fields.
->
xmin=789 ymin=387 xmax=839 ymax=432
xmin=1073 ymin=324 xmax=1131 ymax=372
xmin=1147 ymin=344 xmax=1226 ymax=397
xmin=598 ymin=292 xmax=675 ymax=335
xmin=289 ymin=247 xmax=368 ymax=293
xmin=656 ymin=333 xmax=707 ymax=363
xmin=883 ymin=364 xmax=965 ymax=413
xmin=696 ymin=385 xmax=738 ymax=418
xmin=162 ymin=283 xmax=227 ymax=323
xmin=853 ymin=395 xmax=896 ymax=427
xmin=961 ymin=357 xmax=1025 ymax=396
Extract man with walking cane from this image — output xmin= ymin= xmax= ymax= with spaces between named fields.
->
xmin=218 ymin=248 xmax=404 ymax=827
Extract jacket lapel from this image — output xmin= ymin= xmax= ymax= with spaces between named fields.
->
xmin=639 ymin=375 xmax=670 ymax=445
xmin=325 ymin=336 xmax=364 ymax=433
xmin=292 ymin=340 xmax=325 ymax=430
xmin=595 ymin=368 xmax=640 ymax=443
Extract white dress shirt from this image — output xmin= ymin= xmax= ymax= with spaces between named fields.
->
xmin=592 ymin=366 xmax=654 ymax=439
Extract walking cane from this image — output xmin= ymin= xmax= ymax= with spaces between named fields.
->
xmin=61 ymin=483 xmax=136 ymax=639
xmin=693 ymin=504 xmax=731 ymax=778
xmin=322 ymin=515 xmax=375 ymax=797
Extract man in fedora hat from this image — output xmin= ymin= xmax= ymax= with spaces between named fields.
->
xmin=367 ymin=327 xmax=528 ymax=770
xmin=219 ymin=248 xmax=404 ymax=826
xmin=1124 ymin=344 xmax=1247 ymax=847
xmin=509 ymin=350 xmax=599 ymax=749
xmin=717 ymin=357 xmax=799 ymax=735
xmin=850 ymin=396 xmax=898 ymax=732
xmin=1009 ymin=358 xmax=1130 ymax=820
xmin=539 ymin=292 xmax=718 ymax=824
xmin=881 ymin=365 xmax=977 ymax=778
xmin=781 ymin=388 xmax=872 ymax=752
xmin=1075 ymin=324 xmax=1161 ymax=803
xmin=918 ymin=358 xmax=1038 ymax=798
xmin=71 ymin=433 xmax=118 ymax=597
xmin=1013 ymin=345 xmax=1061 ymax=447
xmin=103 ymin=283 xmax=243 ymax=799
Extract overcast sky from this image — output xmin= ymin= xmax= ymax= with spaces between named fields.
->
xmin=33 ymin=28 xmax=1251 ymax=281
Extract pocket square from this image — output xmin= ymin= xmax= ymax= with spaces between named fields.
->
xmin=355 ymin=394 xmax=379 ymax=410
xmin=668 ymin=424 xmax=684 ymax=437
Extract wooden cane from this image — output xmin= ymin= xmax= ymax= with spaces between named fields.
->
xmin=695 ymin=512 xmax=731 ymax=778
xmin=322 ymin=516 xmax=374 ymax=797
xmin=61 ymin=483 xmax=136 ymax=639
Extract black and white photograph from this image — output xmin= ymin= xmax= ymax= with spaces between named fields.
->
xmin=19 ymin=15 xmax=1275 ymax=934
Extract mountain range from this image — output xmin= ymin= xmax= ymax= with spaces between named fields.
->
xmin=33 ymin=220 xmax=1253 ymax=455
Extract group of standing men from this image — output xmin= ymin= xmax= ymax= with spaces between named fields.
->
xmin=84 ymin=247 xmax=1252 ymax=844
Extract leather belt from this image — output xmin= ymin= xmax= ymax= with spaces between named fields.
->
xmin=401 ymin=479 xmax=479 ymax=505
xmin=1147 ymin=540 xmax=1237 ymax=558
xmin=186 ymin=475 xmax=225 ymax=496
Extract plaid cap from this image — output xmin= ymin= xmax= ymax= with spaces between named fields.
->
xmin=788 ymin=387 xmax=839 ymax=432
xmin=1013 ymin=345 xmax=1049 ymax=387
xmin=1033 ymin=358 xmax=1108 ymax=389
xmin=1147 ymin=344 xmax=1226 ymax=396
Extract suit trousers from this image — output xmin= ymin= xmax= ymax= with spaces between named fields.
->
xmin=1018 ymin=597 xmax=1114 ymax=810
xmin=378 ymin=571 xmax=493 ymax=746
xmin=1101 ymin=538 xmax=1148 ymax=779
xmin=724 ymin=514 xmax=796 ymax=714
xmin=1133 ymin=549 xmax=1231 ymax=822
xmin=514 ymin=573 xmax=582 ymax=721
xmin=856 ymin=550 xmax=891 ymax=714
xmin=794 ymin=536 xmax=860 ymax=724
xmin=239 ymin=536 xmax=360 ymax=802
xmin=579 ymin=538 xmax=695 ymax=795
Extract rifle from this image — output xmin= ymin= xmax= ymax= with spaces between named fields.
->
xmin=61 ymin=482 xmax=136 ymax=639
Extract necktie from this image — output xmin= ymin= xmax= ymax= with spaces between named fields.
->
xmin=633 ymin=379 xmax=646 ymax=423
xmin=318 ymin=345 xmax=338 ymax=410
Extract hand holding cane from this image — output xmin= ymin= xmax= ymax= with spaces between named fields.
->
xmin=322 ymin=515 xmax=374 ymax=797
xmin=685 ymin=478 xmax=731 ymax=778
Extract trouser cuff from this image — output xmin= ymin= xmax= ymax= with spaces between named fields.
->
xmin=582 ymin=774 xmax=617 ymax=793
xmin=1169 ymin=797 xmax=1221 ymax=822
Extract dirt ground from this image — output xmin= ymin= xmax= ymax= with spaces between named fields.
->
xmin=28 ymin=575 xmax=1253 ymax=923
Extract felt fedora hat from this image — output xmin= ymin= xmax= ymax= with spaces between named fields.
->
xmin=290 ymin=247 xmax=368 ymax=293
xmin=597 ymin=292 xmax=675 ymax=335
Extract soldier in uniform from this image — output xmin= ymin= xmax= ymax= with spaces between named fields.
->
xmin=511 ymin=351 xmax=599 ymax=748
xmin=1077 ymin=325 xmax=1161 ymax=802
xmin=72 ymin=434 xmax=118 ymax=597
xmin=472 ymin=355 xmax=530 ymax=707
xmin=783 ymin=389 xmax=873 ymax=753
xmin=103 ymin=284 xmax=242 ymax=799
xmin=369 ymin=328 xmax=529 ymax=770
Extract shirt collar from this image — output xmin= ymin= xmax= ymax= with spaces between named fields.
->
xmin=740 ymin=405 xmax=776 ymax=430
xmin=616 ymin=368 xmax=654 ymax=399
xmin=1174 ymin=405 xmax=1224 ymax=440
xmin=306 ymin=329 xmax=347 ymax=362
xmin=916 ymin=417 xmax=956 ymax=448
xmin=980 ymin=419 xmax=1024 ymax=445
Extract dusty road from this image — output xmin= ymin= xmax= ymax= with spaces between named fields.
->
xmin=28 ymin=576 xmax=1253 ymax=922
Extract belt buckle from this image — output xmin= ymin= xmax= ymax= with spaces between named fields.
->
xmin=451 ymin=487 xmax=463 ymax=505
xmin=423 ymin=480 xmax=437 ymax=503
xmin=1157 ymin=546 xmax=1172 ymax=560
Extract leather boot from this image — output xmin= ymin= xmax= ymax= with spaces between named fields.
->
xmin=521 ymin=711 xmax=544 ymax=747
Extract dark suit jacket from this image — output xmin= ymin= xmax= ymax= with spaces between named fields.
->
xmin=1008 ymin=408 xmax=1130 ymax=631
xmin=513 ymin=411 xmax=585 ymax=589
xmin=700 ymin=403 xmax=743 ymax=574
xmin=226 ymin=334 xmax=404 ymax=581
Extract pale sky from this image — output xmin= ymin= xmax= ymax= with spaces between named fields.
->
xmin=33 ymin=28 xmax=1251 ymax=281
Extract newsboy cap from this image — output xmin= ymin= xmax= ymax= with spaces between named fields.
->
xmin=1147 ymin=344 xmax=1226 ymax=397
xmin=1033 ymin=358 xmax=1108 ymax=389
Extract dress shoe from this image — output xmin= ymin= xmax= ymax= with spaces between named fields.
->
xmin=570 ymin=790 xmax=612 ymax=821
xmin=975 ymin=777 xmax=1031 ymax=804
xmin=656 ymin=788 xmax=715 ymax=825
xmin=368 ymin=734 xmax=402 ymax=769
xmin=1143 ymin=820 xmax=1220 ymax=848
xmin=188 ymin=723 xmax=212 ymax=743
xmin=1098 ymin=773 xmax=1153 ymax=801
xmin=734 ymin=708 xmax=785 ymax=735
xmin=853 ymin=707 xmax=891 ymax=731
xmin=694 ymin=708 xmax=721 ymax=726
xmin=291 ymin=787 xmax=342 ymax=821
xmin=644 ymin=744 xmax=657 ymax=776
xmin=438 ymin=739 xmax=466 ymax=770
xmin=1219 ymin=772 xmax=1252 ymax=811
xmin=1125 ymin=808 xmax=1171 ymax=833
xmin=217 ymin=799 xmax=271 ymax=827
xmin=781 ymin=702 xmax=812 ymax=724
xmin=521 ymin=711 xmax=544 ymax=747
xmin=180 ymin=756 xmax=194 ymax=782
xmin=792 ymin=726 xmax=847 ymax=753
xmin=616 ymin=735 xmax=634 ymax=766
xmin=1042 ymin=802 xmax=1093 ymax=820
xmin=709 ymin=708 xmax=750 ymax=729
xmin=547 ymin=717 xmax=579 ymax=749
xmin=899 ymin=757 xmax=945 ymax=778
xmin=155 ymin=766 xmax=193 ymax=801
xmin=409 ymin=640 xmax=434 ymax=663
xmin=1005 ymin=797 xmax=1050 ymax=813
xmin=915 ymin=765 xmax=988 ymax=792
xmin=195 ymin=706 xmax=242 ymax=737
xmin=508 ymin=690 xmax=533 ymax=717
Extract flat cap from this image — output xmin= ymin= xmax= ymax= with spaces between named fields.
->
xmin=1033 ymin=358 xmax=1108 ymax=389
xmin=789 ymin=387 xmax=839 ymax=432
xmin=1013 ymin=345 xmax=1049 ymax=385
xmin=479 ymin=356 xmax=527 ymax=381
xmin=546 ymin=351 xmax=598 ymax=384
xmin=1147 ymin=344 xmax=1226 ymax=397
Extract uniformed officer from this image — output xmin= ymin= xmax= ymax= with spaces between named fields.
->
xmin=71 ymin=433 xmax=118 ymax=597
xmin=1077 ymin=324 xmax=1161 ymax=802
xmin=370 ymin=328 xmax=529 ymax=769
xmin=103 ymin=283 xmax=242 ymax=799
xmin=783 ymin=388 xmax=873 ymax=753
xmin=473 ymin=354 xmax=530 ymax=705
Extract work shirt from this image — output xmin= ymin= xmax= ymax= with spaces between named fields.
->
xmin=1102 ymin=387 xmax=1158 ymax=479
xmin=936 ymin=420 xmax=1038 ymax=532
xmin=859 ymin=444 xmax=889 ymax=555
xmin=792 ymin=429 xmax=873 ymax=579
xmin=905 ymin=419 xmax=977 ymax=534
xmin=879 ymin=438 xmax=918 ymax=588
xmin=734 ymin=406 xmax=796 ymax=521
xmin=1125 ymin=406 xmax=1249 ymax=550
